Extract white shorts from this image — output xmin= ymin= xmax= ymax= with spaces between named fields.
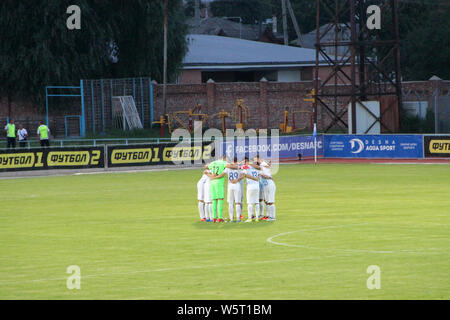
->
xmin=264 ymin=180 xmax=276 ymax=203
xmin=197 ymin=181 xmax=205 ymax=201
xmin=204 ymin=181 xmax=212 ymax=203
xmin=246 ymin=186 xmax=260 ymax=204
xmin=227 ymin=185 xmax=242 ymax=204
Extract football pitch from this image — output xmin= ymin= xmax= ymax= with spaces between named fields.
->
xmin=0 ymin=163 xmax=448 ymax=300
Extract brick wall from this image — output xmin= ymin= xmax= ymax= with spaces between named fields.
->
xmin=2 ymin=78 xmax=448 ymax=137
xmin=152 ymin=78 xmax=449 ymax=133
xmin=0 ymin=97 xmax=73 ymax=138
xmin=153 ymin=80 xmax=316 ymax=131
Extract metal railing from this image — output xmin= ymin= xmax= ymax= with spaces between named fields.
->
xmin=1 ymin=138 xmax=178 ymax=149
xmin=0 ymin=134 xmax=316 ymax=150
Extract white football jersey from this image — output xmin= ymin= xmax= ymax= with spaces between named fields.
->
xmin=225 ymin=168 xmax=242 ymax=193
xmin=224 ymin=167 xmax=240 ymax=182
xmin=260 ymin=166 xmax=272 ymax=187
xmin=245 ymin=167 xmax=260 ymax=187
xmin=198 ymin=172 xmax=208 ymax=184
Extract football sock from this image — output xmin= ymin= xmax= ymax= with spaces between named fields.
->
xmin=212 ymin=200 xmax=217 ymax=219
xmin=228 ymin=203 xmax=234 ymax=221
xmin=267 ymin=204 xmax=275 ymax=219
xmin=236 ymin=204 xmax=242 ymax=221
xmin=205 ymin=203 xmax=211 ymax=220
xmin=217 ymin=200 xmax=223 ymax=219
xmin=259 ymin=201 xmax=264 ymax=217
xmin=198 ymin=202 xmax=205 ymax=219
xmin=247 ymin=204 xmax=253 ymax=219
xmin=254 ymin=203 xmax=260 ymax=219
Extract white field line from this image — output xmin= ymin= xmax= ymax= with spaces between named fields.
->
xmin=0 ymin=253 xmax=351 ymax=285
xmin=266 ymin=223 xmax=446 ymax=255
xmin=374 ymin=163 xmax=450 ymax=165
xmin=72 ymin=168 xmax=173 ymax=175
xmin=0 ymin=162 xmax=297 ymax=180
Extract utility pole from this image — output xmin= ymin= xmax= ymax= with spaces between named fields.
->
xmin=163 ymin=0 xmax=168 ymax=117
xmin=194 ymin=0 xmax=200 ymax=21
xmin=281 ymin=0 xmax=288 ymax=45
xmin=286 ymin=0 xmax=303 ymax=46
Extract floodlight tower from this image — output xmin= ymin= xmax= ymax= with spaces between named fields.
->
xmin=313 ymin=0 xmax=403 ymax=133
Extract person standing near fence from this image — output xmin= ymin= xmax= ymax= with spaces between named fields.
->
xmin=37 ymin=121 xmax=50 ymax=147
xmin=17 ymin=124 xmax=28 ymax=148
xmin=4 ymin=119 xmax=16 ymax=149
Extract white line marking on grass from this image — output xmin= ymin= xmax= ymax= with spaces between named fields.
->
xmin=0 ymin=253 xmax=351 ymax=285
xmin=266 ymin=223 xmax=445 ymax=254
xmin=72 ymin=168 xmax=172 ymax=175
xmin=374 ymin=162 xmax=450 ymax=165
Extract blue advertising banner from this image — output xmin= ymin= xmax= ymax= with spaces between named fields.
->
xmin=324 ymin=135 xmax=423 ymax=158
xmin=222 ymin=135 xmax=324 ymax=160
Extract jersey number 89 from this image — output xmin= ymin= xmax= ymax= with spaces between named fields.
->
xmin=229 ymin=171 xmax=239 ymax=181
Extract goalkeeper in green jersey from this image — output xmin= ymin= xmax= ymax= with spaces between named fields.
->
xmin=205 ymin=155 xmax=237 ymax=223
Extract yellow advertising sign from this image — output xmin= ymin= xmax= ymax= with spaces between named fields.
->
xmin=429 ymin=140 xmax=450 ymax=154
xmin=47 ymin=151 xmax=91 ymax=166
xmin=163 ymin=146 xmax=203 ymax=162
xmin=0 ymin=153 xmax=36 ymax=169
xmin=111 ymin=148 xmax=153 ymax=164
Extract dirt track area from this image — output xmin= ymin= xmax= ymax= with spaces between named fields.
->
xmin=1 ymin=158 xmax=448 ymax=180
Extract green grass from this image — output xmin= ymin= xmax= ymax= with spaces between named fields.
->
xmin=0 ymin=164 xmax=449 ymax=300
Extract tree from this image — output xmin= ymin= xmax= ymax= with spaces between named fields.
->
xmin=364 ymin=0 xmax=448 ymax=81
xmin=210 ymin=0 xmax=272 ymax=24
xmin=0 ymin=0 xmax=188 ymax=115
xmin=208 ymin=0 xmax=326 ymax=41
xmin=0 ymin=0 xmax=112 ymax=115
xmin=268 ymin=0 xmax=319 ymax=36
xmin=184 ymin=0 xmax=206 ymax=17
xmin=93 ymin=0 xmax=188 ymax=82
xmin=402 ymin=3 xmax=450 ymax=80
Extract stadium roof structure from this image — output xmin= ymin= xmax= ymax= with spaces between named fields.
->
xmin=183 ymin=34 xmax=329 ymax=70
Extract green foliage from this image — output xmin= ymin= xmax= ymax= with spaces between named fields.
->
xmin=184 ymin=0 xmax=206 ymax=17
xmin=268 ymin=0 xmax=320 ymax=35
xmin=0 ymin=0 xmax=112 ymax=108
xmin=0 ymin=0 xmax=188 ymax=111
xmin=210 ymin=0 xmax=272 ymax=24
xmin=402 ymin=3 xmax=450 ymax=80
xmin=209 ymin=0 xmax=319 ymax=35
xmin=400 ymin=108 xmax=435 ymax=133
xmin=365 ymin=0 xmax=447 ymax=81
xmin=95 ymin=0 xmax=188 ymax=82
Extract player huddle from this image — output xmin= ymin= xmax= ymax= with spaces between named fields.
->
xmin=197 ymin=155 xmax=276 ymax=223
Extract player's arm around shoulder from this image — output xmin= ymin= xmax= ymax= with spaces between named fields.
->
xmin=230 ymin=173 xmax=244 ymax=184
xmin=244 ymin=171 xmax=259 ymax=181
xmin=207 ymin=171 xmax=226 ymax=180
xmin=226 ymin=163 xmax=238 ymax=169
